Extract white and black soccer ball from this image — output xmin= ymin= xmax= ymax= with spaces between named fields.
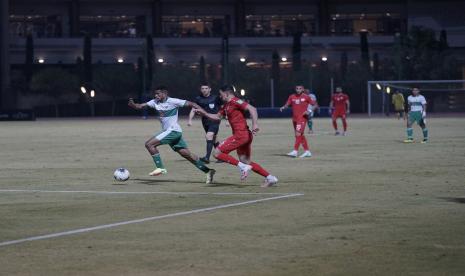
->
xmin=114 ymin=168 xmax=130 ymax=181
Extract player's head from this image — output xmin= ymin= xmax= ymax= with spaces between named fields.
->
xmin=200 ymin=83 xmax=211 ymax=97
xmin=335 ymin=87 xmax=343 ymax=93
xmin=412 ymin=87 xmax=420 ymax=96
xmin=219 ymin=84 xmax=235 ymax=102
xmin=154 ymin=85 xmax=168 ymax=101
xmin=295 ymin=85 xmax=305 ymax=94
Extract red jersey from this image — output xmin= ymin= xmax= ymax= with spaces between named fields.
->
xmin=286 ymin=93 xmax=315 ymax=122
xmin=219 ymin=97 xmax=249 ymax=133
xmin=332 ymin=93 xmax=349 ymax=112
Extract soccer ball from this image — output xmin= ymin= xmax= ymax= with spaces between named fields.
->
xmin=114 ymin=168 xmax=130 ymax=181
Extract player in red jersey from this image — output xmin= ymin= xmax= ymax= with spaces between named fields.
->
xmin=280 ymin=85 xmax=316 ymax=158
xmin=193 ymin=85 xmax=278 ymax=187
xmin=329 ymin=87 xmax=350 ymax=136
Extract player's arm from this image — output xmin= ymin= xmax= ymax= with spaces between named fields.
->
xmin=246 ymin=104 xmax=259 ymax=135
xmin=279 ymin=96 xmax=292 ymax=112
xmin=187 ymin=108 xmax=196 ymax=126
xmin=346 ymin=99 xmax=351 ymax=114
xmin=422 ymin=102 xmax=427 ymax=118
xmin=128 ymin=98 xmax=148 ymax=110
xmin=194 ymin=108 xmax=222 ymax=122
xmin=328 ymin=99 xmax=334 ymax=114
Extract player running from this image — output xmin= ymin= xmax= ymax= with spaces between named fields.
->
xmin=404 ymin=87 xmax=428 ymax=143
xmin=193 ymin=85 xmax=278 ymax=187
xmin=305 ymin=89 xmax=319 ymax=134
xmin=392 ymin=90 xmax=406 ymax=120
xmin=188 ymin=83 xmax=223 ymax=164
xmin=128 ymin=86 xmax=215 ymax=184
xmin=329 ymin=87 xmax=350 ymax=136
xmin=280 ymin=85 xmax=315 ymax=158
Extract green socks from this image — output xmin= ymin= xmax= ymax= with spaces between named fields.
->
xmin=193 ymin=159 xmax=210 ymax=173
xmin=152 ymin=153 xmax=164 ymax=169
xmin=307 ymin=120 xmax=313 ymax=131
xmin=422 ymin=128 xmax=428 ymax=140
xmin=406 ymin=128 xmax=413 ymax=139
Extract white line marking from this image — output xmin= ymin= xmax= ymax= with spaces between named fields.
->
xmin=0 ymin=193 xmax=303 ymax=247
xmin=0 ymin=189 xmax=296 ymax=196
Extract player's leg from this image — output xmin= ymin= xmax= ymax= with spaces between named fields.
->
xmin=176 ymin=146 xmax=216 ymax=184
xmin=296 ymin=121 xmax=311 ymax=157
xmin=213 ymin=135 xmax=242 ymax=165
xmin=236 ymin=138 xmax=278 ymax=187
xmin=202 ymin=122 xmax=219 ymax=163
xmin=404 ymin=112 xmax=414 ymax=143
xmin=419 ymin=118 xmax=428 ymax=143
xmin=307 ymin=111 xmax=314 ymax=134
xmin=288 ymin=121 xmax=300 ymax=157
xmin=332 ymin=114 xmax=339 ymax=135
xmin=341 ymin=114 xmax=348 ymax=135
xmin=145 ymin=133 xmax=167 ymax=176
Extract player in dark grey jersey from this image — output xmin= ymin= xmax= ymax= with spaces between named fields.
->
xmin=188 ymin=83 xmax=223 ymax=164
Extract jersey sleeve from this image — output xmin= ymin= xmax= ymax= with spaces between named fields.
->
xmin=286 ymin=95 xmax=293 ymax=106
xmin=146 ymin=99 xmax=156 ymax=109
xmin=169 ymin=98 xmax=187 ymax=107
xmin=305 ymin=94 xmax=315 ymax=105
xmin=233 ymin=98 xmax=249 ymax=111
xmin=421 ymin=96 xmax=427 ymax=105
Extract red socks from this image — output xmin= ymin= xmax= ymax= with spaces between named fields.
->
xmin=301 ymin=136 xmax=309 ymax=151
xmin=332 ymin=120 xmax=338 ymax=130
xmin=250 ymin=162 xmax=269 ymax=177
xmin=215 ymin=152 xmax=239 ymax=165
xmin=294 ymin=136 xmax=302 ymax=150
xmin=342 ymin=118 xmax=347 ymax=131
xmin=294 ymin=135 xmax=310 ymax=151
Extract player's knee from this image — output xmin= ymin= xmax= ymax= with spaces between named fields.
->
xmin=213 ymin=148 xmax=222 ymax=158
xmin=205 ymin=133 xmax=214 ymax=140
xmin=144 ymin=141 xmax=152 ymax=149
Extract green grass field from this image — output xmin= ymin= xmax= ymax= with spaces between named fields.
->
xmin=1 ymin=117 xmax=464 ymax=275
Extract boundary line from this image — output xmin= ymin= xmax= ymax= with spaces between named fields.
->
xmin=0 ymin=193 xmax=303 ymax=247
xmin=0 ymin=189 xmax=298 ymax=196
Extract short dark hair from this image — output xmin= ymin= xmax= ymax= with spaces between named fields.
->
xmin=219 ymin=84 xmax=235 ymax=93
xmin=200 ymin=82 xmax=211 ymax=88
xmin=155 ymin=85 xmax=168 ymax=92
xmin=295 ymin=84 xmax=304 ymax=87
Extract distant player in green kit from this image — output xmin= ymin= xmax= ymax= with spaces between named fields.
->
xmin=404 ymin=87 xmax=428 ymax=143
xmin=128 ymin=86 xmax=216 ymax=184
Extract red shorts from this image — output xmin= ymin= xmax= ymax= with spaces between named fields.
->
xmin=217 ymin=130 xmax=253 ymax=157
xmin=332 ymin=110 xmax=347 ymax=120
xmin=293 ymin=120 xmax=307 ymax=133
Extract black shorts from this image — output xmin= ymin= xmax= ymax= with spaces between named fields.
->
xmin=202 ymin=120 xmax=220 ymax=135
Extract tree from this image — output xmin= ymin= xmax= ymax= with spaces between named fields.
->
xmin=30 ymin=68 xmax=79 ymax=117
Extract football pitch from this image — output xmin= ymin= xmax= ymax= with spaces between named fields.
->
xmin=1 ymin=117 xmax=464 ymax=275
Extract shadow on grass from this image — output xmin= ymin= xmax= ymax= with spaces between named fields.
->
xmin=440 ymin=197 xmax=465 ymax=204
xmin=130 ymin=178 xmax=252 ymax=187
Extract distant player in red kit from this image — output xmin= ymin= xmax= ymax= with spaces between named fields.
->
xmin=194 ymin=85 xmax=278 ymax=187
xmin=329 ymin=87 xmax=350 ymax=136
xmin=280 ymin=85 xmax=315 ymax=158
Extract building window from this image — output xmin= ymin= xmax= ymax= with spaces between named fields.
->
xmin=245 ymin=14 xmax=315 ymax=37
xmin=9 ymin=15 xmax=62 ymax=38
xmin=80 ymin=15 xmax=146 ymax=38
xmin=162 ymin=16 xmax=225 ymax=37
xmin=330 ymin=13 xmax=401 ymax=35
